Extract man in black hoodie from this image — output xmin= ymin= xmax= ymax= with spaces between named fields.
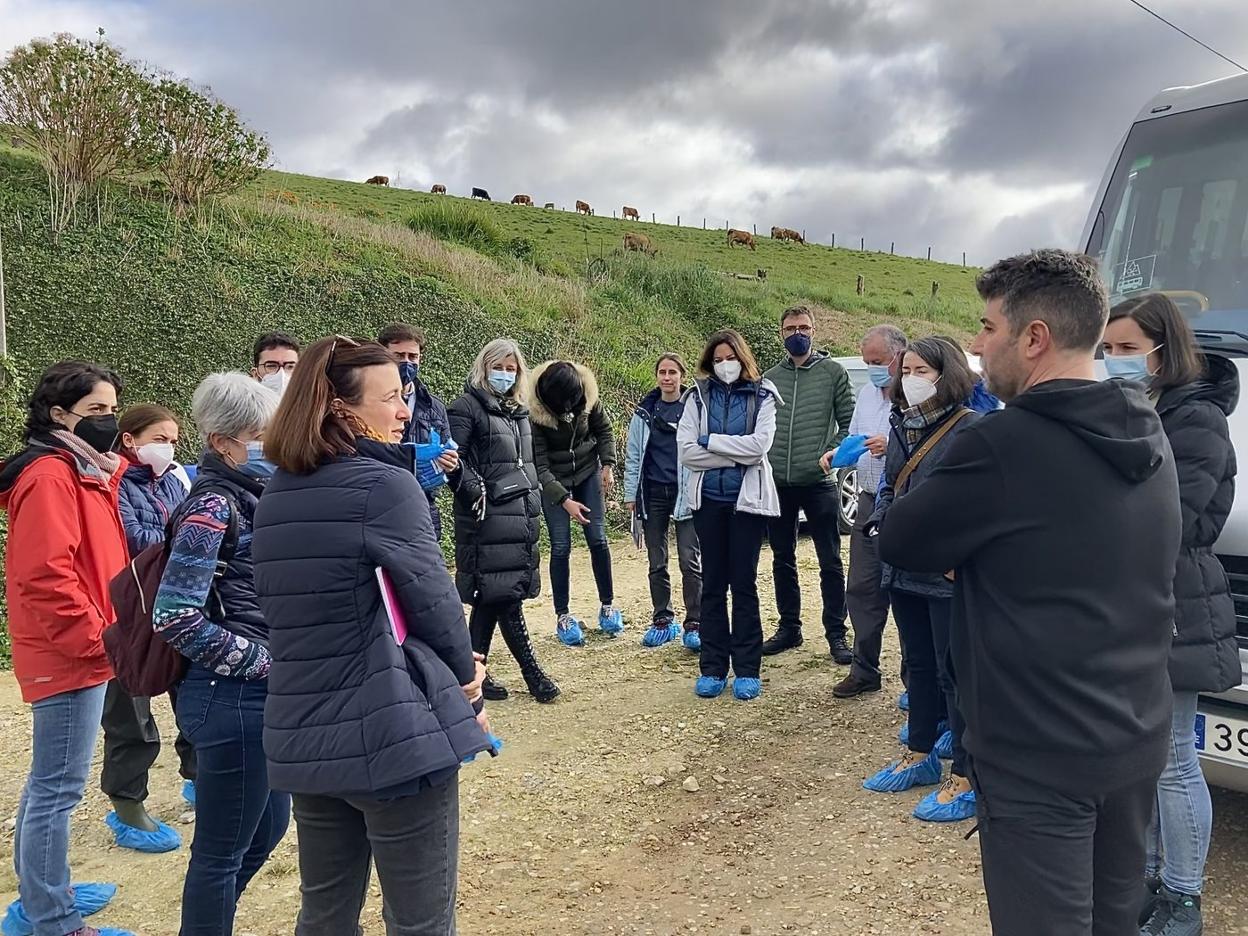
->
xmin=878 ymin=249 xmax=1181 ymax=935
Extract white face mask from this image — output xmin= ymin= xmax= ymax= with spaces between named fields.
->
xmin=261 ymin=371 xmax=290 ymax=397
xmin=137 ymin=442 xmax=176 ymax=476
xmin=901 ymin=374 xmax=939 ymax=408
xmin=714 ymin=360 xmax=743 ymax=384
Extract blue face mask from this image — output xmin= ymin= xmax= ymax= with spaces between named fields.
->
xmin=1104 ymin=350 xmax=1158 ymax=384
xmin=867 ymin=365 xmax=893 ymax=389
xmin=784 ymin=333 xmax=813 ymax=358
xmin=488 ymin=369 xmax=517 ymax=394
xmin=398 ymin=361 xmax=418 ymax=389
xmin=237 ymin=439 xmax=277 ymax=479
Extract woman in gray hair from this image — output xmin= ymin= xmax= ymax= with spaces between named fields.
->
xmin=447 ymin=339 xmax=559 ymax=703
xmin=152 ymin=372 xmax=291 ymax=935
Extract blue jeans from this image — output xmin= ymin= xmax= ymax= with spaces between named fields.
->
xmin=542 ymin=470 xmax=614 ymax=616
xmin=176 ymin=666 xmax=291 ymax=935
xmin=14 ymin=682 xmax=108 ymax=936
xmin=1146 ymin=691 xmax=1212 ymax=895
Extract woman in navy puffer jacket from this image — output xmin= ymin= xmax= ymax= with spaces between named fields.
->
xmin=254 ymin=335 xmax=489 ymax=936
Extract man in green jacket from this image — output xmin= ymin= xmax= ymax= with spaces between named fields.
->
xmin=762 ymin=305 xmax=855 ymax=663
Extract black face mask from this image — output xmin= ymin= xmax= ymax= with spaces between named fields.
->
xmin=71 ymin=413 xmax=120 ymax=454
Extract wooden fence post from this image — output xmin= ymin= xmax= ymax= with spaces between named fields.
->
xmin=890 ymin=241 xmax=895 ymax=255
xmin=931 ymin=281 xmax=940 ymax=298
xmin=831 ymin=233 xmax=835 ymax=248
xmin=860 ymin=237 xmax=865 ymax=252
xmin=802 ymin=229 xmax=806 ymax=243
xmin=677 ymin=215 xmax=680 ymax=227
xmin=927 ymin=246 xmax=931 ymax=261
xmin=652 ymin=212 xmax=655 ymax=223
xmin=703 ymin=218 xmax=706 ymax=229
xmin=612 ymin=210 xmax=616 ymax=219
xmin=753 ymin=224 xmax=757 ymax=235
xmin=962 ymin=252 xmax=967 ymax=268
xmin=856 ymin=275 xmax=865 ymax=296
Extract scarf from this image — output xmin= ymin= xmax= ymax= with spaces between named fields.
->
xmin=900 ymin=398 xmax=961 ymax=447
xmin=47 ymin=430 xmax=122 ymax=483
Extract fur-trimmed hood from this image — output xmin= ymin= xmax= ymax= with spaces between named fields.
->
xmin=529 ymin=360 xmax=601 ymax=429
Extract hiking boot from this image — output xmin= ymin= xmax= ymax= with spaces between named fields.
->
xmin=482 ymin=674 xmax=509 ymax=701
xmin=761 ymin=628 xmax=803 ymax=655
xmin=833 ymin=673 xmax=881 ymax=698
xmin=1141 ymin=885 xmax=1203 ymax=935
xmin=828 ymin=636 xmax=853 ymax=665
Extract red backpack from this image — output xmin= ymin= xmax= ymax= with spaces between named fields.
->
xmin=104 ymin=484 xmax=239 ymax=697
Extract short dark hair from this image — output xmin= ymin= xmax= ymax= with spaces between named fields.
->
xmin=1108 ymin=294 xmax=1204 ymax=392
xmin=264 ymin=336 xmax=398 ymax=475
xmin=976 ymin=249 xmax=1108 ymax=352
xmin=891 ymin=337 xmax=977 ymax=410
xmin=377 ymin=322 xmax=426 ymax=349
xmin=253 ymin=331 xmax=300 ymax=366
xmin=25 ymin=361 xmax=123 ymax=442
xmin=697 ymin=329 xmax=762 ymax=383
xmin=780 ymin=304 xmax=815 ymax=327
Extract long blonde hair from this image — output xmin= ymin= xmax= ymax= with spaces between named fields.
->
xmin=468 ymin=338 xmax=530 ymax=402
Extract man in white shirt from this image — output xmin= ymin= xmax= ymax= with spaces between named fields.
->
xmin=824 ymin=324 xmax=907 ymax=698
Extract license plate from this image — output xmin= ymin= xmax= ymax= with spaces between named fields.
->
xmin=1195 ymin=711 xmax=1248 ymax=764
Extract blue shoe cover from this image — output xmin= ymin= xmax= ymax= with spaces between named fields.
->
xmin=642 ymin=620 xmax=681 ymax=647
xmin=913 ymin=785 xmax=977 ymax=823
xmin=182 ymin=780 xmax=196 ymax=807
xmin=598 ymin=607 xmax=624 ymax=636
xmin=3 ymin=883 xmax=118 ymax=936
xmin=862 ymin=750 xmax=942 ymax=793
xmin=898 ymin=722 xmax=910 ymax=745
xmin=556 ymin=616 xmax=585 ymax=647
xmin=732 ymin=677 xmax=761 ymax=701
xmin=682 ymin=629 xmax=702 ymax=652
xmin=105 ymin=811 xmax=182 ymax=853
xmin=897 ymin=691 xmax=910 ymax=711
xmin=935 ymin=728 xmax=955 ymax=760
xmin=463 ymin=733 xmax=504 ymax=764
xmin=95 ymin=929 xmax=136 ymax=936
xmin=695 ymin=675 xmax=727 ymax=698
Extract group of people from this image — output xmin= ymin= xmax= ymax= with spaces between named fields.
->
xmin=0 ymin=247 xmax=1237 ymax=935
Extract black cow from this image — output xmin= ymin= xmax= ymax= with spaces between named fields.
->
xmin=472 ymin=187 xmax=491 ymax=201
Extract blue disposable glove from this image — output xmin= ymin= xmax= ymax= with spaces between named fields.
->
xmin=830 ymin=435 xmax=869 ymax=469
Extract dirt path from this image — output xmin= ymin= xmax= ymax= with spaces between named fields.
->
xmin=1 ymin=542 xmax=1247 ymax=935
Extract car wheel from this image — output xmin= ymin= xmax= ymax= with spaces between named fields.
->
xmin=836 ymin=467 xmax=860 ymax=534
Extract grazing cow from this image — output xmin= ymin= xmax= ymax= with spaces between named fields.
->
xmin=622 ymin=205 xmax=640 ymax=221
xmin=771 ymin=226 xmax=805 ymax=244
xmin=431 ymin=184 xmax=446 ymax=194
xmin=511 ymin=194 xmax=533 ymax=206
xmin=544 ymin=202 xmax=555 ymax=209
xmin=472 ymin=187 xmax=491 ymax=200
xmin=576 ymin=200 xmax=592 ymax=215
xmin=727 ymin=228 xmax=756 ymax=251
xmin=365 ymin=175 xmax=389 ymax=186
xmin=623 ymin=231 xmax=658 ymax=256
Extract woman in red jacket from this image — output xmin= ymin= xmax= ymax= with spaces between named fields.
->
xmin=0 ymin=361 xmax=135 ymax=936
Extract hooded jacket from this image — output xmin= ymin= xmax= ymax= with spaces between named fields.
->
xmin=878 ymin=379 xmax=1180 ymax=795
xmin=1157 ymin=354 xmax=1240 ymax=693
xmin=624 ymin=387 xmax=694 ymax=521
xmin=117 ymin=457 xmax=189 ymax=558
xmin=764 ymin=350 xmax=855 ymax=487
xmin=529 ymin=361 xmax=616 ymax=504
xmin=0 ymin=440 xmax=128 ymax=703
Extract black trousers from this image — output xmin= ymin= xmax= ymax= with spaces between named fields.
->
xmin=892 ymin=590 xmax=966 ymax=777
xmin=972 ymin=760 xmax=1159 ymax=936
xmin=292 ymin=778 xmax=459 ymax=935
xmin=693 ymin=500 xmax=766 ymax=679
xmin=846 ymin=490 xmax=895 ymax=682
xmin=100 ymin=679 xmax=196 ymax=802
xmin=767 ymin=483 xmax=847 ymax=644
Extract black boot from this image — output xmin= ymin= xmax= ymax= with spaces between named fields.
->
xmin=499 ymin=606 xmax=560 ymax=703
xmin=483 ymin=674 xmax=509 ymax=701
xmin=762 ymin=627 xmax=803 ymax=655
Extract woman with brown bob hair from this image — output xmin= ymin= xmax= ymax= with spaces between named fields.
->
xmin=252 ymin=335 xmax=489 ymax=935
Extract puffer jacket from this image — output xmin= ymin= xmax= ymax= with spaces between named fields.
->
xmin=529 ymin=361 xmax=616 ymax=504
xmin=870 ymin=404 xmax=979 ymax=598
xmin=400 ymin=379 xmax=451 ymax=446
xmin=253 ymin=438 xmax=488 ymax=796
xmin=117 ymin=458 xmax=188 ymax=558
xmin=447 ymin=384 xmax=543 ymax=605
xmin=624 ymin=387 xmax=694 ymax=521
xmin=1158 ymin=354 xmax=1240 ymax=693
xmin=677 ymin=377 xmax=782 ymax=517
xmin=764 ymin=351 xmax=855 ymax=487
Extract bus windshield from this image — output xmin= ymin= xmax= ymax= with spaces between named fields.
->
xmin=1088 ymin=98 xmax=1248 ymax=337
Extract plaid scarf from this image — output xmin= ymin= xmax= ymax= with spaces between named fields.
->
xmin=900 ymin=397 xmax=961 ymax=447
xmin=46 ymin=430 xmax=122 ymax=482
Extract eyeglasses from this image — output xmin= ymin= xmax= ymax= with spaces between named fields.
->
xmin=782 ymin=325 xmax=814 ymax=336
xmin=259 ymin=360 xmax=298 ymax=374
xmin=325 ymin=334 xmax=360 ymax=378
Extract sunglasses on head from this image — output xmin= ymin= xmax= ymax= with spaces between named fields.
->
xmin=325 ymin=334 xmax=361 ymax=378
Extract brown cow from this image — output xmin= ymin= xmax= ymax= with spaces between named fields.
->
xmin=431 ymin=184 xmax=446 ymax=194
xmin=365 ymin=175 xmax=389 ymax=186
xmin=576 ymin=200 xmax=592 ymax=215
xmin=511 ymin=194 xmax=533 ymax=206
xmin=544 ymin=202 xmax=555 ymax=209
xmin=770 ymin=226 xmax=805 ymax=244
xmin=727 ymin=228 xmax=756 ymax=251
xmin=623 ymin=231 xmax=658 ymax=256
xmin=622 ymin=205 xmax=640 ymax=220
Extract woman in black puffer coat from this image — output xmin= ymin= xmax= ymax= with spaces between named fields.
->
xmin=447 ymin=338 xmax=558 ymax=704
xmin=1105 ymin=295 xmax=1238 ymax=932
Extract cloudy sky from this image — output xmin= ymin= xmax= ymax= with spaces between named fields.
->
xmin=3 ymin=0 xmax=1248 ymax=264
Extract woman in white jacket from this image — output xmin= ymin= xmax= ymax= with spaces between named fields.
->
xmin=677 ymin=329 xmax=781 ymax=701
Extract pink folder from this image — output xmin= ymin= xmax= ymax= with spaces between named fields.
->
xmin=376 ymin=567 xmax=408 ymax=645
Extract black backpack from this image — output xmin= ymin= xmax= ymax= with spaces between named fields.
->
xmin=104 ymin=482 xmax=240 ymax=697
